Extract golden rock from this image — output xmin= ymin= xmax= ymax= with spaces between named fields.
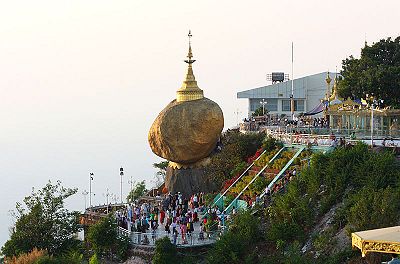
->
xmin=148 ymin=98 xmax=223 ymax=165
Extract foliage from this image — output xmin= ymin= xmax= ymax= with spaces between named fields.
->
xmin=152 ymin=160 xmax=169 ymax=187
xmin=207 ymin=130 xmax=265 ymax=188
xmin=206 ymin=211 xmax=262 ymax=264
xmin=338 ymin=36 xmax=400 ymax=108
xmin=87 ymin=214 xmax=118 ymax=255
xmin=261 ymin=142 xmax=400 ymax=264
xmin=347 ymin=187 xmax=400 ymax=232
xmin=89 ymin=253 xmax=100 ymax=264
xmin=4 ymin=247 xmax=84 ymax=264
xmin=1 ymin=181 xmax=81 ymax=258
xmin=114 ymin=235 xmax=130 ymax=261
xmin=229 ymin=174 xmax=269 ymax=198
xmin=126 ymin=180 xmax=148 ymax=202
xmin=152 ymin=236 xmax=177 ymax=264
xmin=4 ymin=248 xmax=46 ymax=264
xmin=262 ymin=137 xmax=283 ymax=152
xmin=252 ymin=106 xmax=269 ymax=117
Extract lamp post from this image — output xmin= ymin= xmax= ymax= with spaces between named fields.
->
xmin=366 ymin=94 xmax=384 ymax=146
xmin=89 ymin=172 xmax=94 ymax=207
xmin=103 ymin=188 xmax=110 ymax=213
xmin=128 ymin=176 xmax=134 ymax=200
xmin=260 ymin=99 xmax=267 ymax=116
xmin=120 ymin=167 xmax=124 ymax=204
xmin=234 ymin=108 xmax=242 ymax=126
xmin=82 ymin=190 xmax=88 ymax=210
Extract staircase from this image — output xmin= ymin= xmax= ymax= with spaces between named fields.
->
xmin=224 ymin=147 xmax=285 ymax=214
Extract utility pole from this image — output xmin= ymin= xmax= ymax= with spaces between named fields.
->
xmin=82 ymin=190 xmax=88 ymax=210
xmin=120 ymin=167 xmax=124 ymax=204
xmin=291 ymin=42 xmax=295 ymax=120
xmin=103 ymin=188 xmax=110 ymax=214
xmin=89 ymin=172 xmax=94 ymax=207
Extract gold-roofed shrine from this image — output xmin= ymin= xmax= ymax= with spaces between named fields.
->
xmin=352 ymin=226 xmax=400 ymax=257
xmin=322 ymin=73 xmax=400 ymax=137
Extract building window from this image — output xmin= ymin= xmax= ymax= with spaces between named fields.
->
xmin=282 ymin=100 xmax=290 ymax=111
xmin=295 ymin=100 xmax=304 ymax=111
xmin=282 ymin=100 xmax=304 ymax=111
xmin=250 ymin=98 xmax=278 ymax=112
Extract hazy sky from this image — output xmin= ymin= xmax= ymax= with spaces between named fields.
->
xmin=0 ymin=0 xmax=399 ymax=247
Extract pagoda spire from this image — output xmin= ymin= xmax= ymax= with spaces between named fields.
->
xmin=176 ymin=30 xmax=204 ymax=102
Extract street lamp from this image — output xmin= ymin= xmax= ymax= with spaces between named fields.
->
xmin=128 ymin=176 xmax=134 ymax=200
xmin=366 ymin=94 xmax=384 ymax=146
xmin=82 ymin=190 xmax=88 ymax=210
xmin=234 ymin=108 xmax=242 ymax=126
xmin=120 ymin=167 xmax=124 ymax=204
xmin=103 ymin=188 xmax=110 ymax=213
xmin=89 ymin=172 xmax=94 ymax=207
xmin=260 ymin=99 xmax=267 ymax=116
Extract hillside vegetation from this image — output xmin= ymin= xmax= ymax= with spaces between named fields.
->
xmin=204 ymin=140 xmax=400 ymax=263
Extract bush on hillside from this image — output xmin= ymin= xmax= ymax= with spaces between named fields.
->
xmin=152 ymin=236 xmax=177 ymax=264
xmin=206 ymin=211 xmax=262 ymax=264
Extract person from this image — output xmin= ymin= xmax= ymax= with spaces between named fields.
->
xmin=165 ymin=222 xmax=170 ymax=235
xmin=388 ymin=254 xmax=400 ymax=264
xmin=232 ymin=206 xmax=237 ymax=215
xmin=142 ymin=234 xmax=149 ymax=245
xmin=199 ymin=223 xmax=204 ymax=240
xmin=173 ymin=228 xmax=178 ymax=245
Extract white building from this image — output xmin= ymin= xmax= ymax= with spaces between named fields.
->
xmin=237 ymin=72 xmax=336 ymax=117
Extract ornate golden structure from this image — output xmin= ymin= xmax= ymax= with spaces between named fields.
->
xmin=176 ymin=30 xmax=204 ymax=102
xmin=352 ymin=226 xmax=400 ymax=257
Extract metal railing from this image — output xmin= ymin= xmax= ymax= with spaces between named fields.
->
xmin=118 ymin=226 xmax=222 ymax=247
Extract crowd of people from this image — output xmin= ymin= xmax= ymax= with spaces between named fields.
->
xmin=241 ymin=115 xmax=329 ymax=131
xmin=114 ymin=192 xmax=221 ymax=245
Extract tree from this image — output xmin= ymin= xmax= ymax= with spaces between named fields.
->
xmin=338 ymin=36 xmax=400 ymax=108
xmin=87 ymin=214 xmax=117 ymax=255
xmin=126 ymin=180 xmax=148 ymax=202
xmin=1 ymin=181 xmax=81 ymax=258
xmin=206 ymin=211 xmax=262 ymax=264
xmin=252 ymin=106 xmax=268 ymax=117
xmin=153 ymin=237 xmax=177 ymax=264
xmin=348 ymin=187 xmax=400 ymax=232
xmin=206 ymin=130 xmax=265 ymax=187
xmin=87 ymin=214 xmax=130 ymax=261
xmin=152 ymin=160 xmax=169 ymax=187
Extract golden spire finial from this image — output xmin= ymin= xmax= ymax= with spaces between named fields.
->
xmin=325 ymin=71 xmax=332 ymax=101
xmin=176 ymin=30 xmax=204 ymax=102
xmin=185 ymin=30 xmax=195 ymax=64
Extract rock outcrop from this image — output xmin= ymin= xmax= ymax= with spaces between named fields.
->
xmin=165 ymin=166 xmax=217 ymax=197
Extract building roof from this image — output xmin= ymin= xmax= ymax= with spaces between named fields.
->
xmin=237 ymin=72 xmax=335 ymax=99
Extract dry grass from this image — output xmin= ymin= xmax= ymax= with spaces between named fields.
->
xmin=5 ymin=248 xmax=47 ymax=264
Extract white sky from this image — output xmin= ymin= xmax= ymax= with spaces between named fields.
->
xmin=0 ymin=0 xmax=399 ymax=246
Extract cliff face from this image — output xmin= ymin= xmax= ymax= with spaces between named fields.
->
xmin=164 ymin=166 xmax=217 ymax=197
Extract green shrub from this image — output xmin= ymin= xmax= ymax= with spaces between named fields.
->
xmin=153 ymin=237 xmax=177 ymax=264
xmin=87 ymin=214 xmax=118 ymax=255
xmin=206 ymin=211 xmax=262 ymax=264
xmin=89 ymin=253 xmax=100 ymax=264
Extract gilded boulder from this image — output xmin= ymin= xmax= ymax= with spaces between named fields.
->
xmin=148 ymin=98 xmax=224 ymax=165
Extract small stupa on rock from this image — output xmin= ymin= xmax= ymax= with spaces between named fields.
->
xmin=148 ymin=31 xmax=224 ymax=195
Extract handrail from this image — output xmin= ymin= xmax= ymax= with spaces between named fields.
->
xmin=224 ymin=147 xmax=285 ymax=214
xmin=260 ymin=146 xmax=305 ymax=199
xmin=118 ymin=226 xmax=223 ymax=247
xmin=211 ymin=149 xmax=267 ymax=208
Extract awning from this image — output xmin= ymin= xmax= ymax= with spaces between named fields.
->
xmin=304 ymin=101 xmax=327 ymax=116
xmin=352 ymin=226 xmax=400 ymax=257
